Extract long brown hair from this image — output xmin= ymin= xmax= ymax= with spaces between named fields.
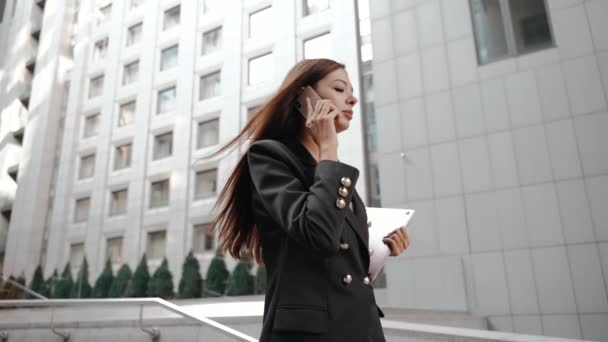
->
xmin=201 ymin=58 xmax=345 ymax=263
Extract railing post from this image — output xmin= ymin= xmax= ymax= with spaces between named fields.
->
xmin=50 ymin=307 xmax=70 ymax=341
xmin=138 ymin=304 xmax=160 ymax=341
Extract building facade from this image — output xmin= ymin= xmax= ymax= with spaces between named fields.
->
xmin=369 ymin=0 xmax=608 ymax=340
xmin=1 ymin=0 xmax=367 ymax=284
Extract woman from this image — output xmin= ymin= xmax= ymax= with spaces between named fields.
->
xmin=207 ymin=58 xmax=410 ymax=342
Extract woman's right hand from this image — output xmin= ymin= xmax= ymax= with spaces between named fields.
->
xmin=305 ymin=97 xmax=339 ymax=161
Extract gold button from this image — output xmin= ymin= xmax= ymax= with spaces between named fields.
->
xmin=363 ymin=277 xmax=371 ymax=285
xmin=369 ymin=249 xmax=374 ymax=256
xmin=340 ymin=177 xmax=352 ymax=188
xmin=343 ymin=274 xmax=352 ymax=284
xmin=340 ymin=242 xmax=350 ymax=250
xmin=338 ymin=187 xmax=349 ymax=197
xmin=367 ymin=221 xmax=372 ymax=228
xmin=336 ymin=198 xmax=346 ymax=209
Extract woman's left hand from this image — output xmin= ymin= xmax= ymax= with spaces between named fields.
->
xmin=383 ymin=226 xmax=410 ymax=256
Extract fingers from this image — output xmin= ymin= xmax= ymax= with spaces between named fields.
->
xmin=383 ymin=226 xmax=411 ymax=256
xmin=305 ymin=97 xmax=313 ymax=127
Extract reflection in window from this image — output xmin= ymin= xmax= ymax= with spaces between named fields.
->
xmin=153 ymin=132 xmax=173 ymax=160
xmin=79 ymin=154 xmax=95 ymax=179
xmin=203 ymin=0 xmax=222 ymax=14
xmin=126 ymin=23 xmax=142 ymax=46
xmin=74 ymin=198 xmax=90 ymax=223
xmin=160 ymin=45 xmax=178 ymax=71
xmin=70 ymin=243 xmax=85 ymax=272
xmin=199 ymin=71 xmax=221 ymax=100
xmin=194 ymin=169 xmax=217 ymax=200
xmin=89 ymin=75 xmax=104 ymax=99
xmin=304 ymin=33 xmax=331 ymax=59
xmin=248 ymin=53 xmax=273 ymax=85
xmin=163 ymin=5 xmax=180 ymax=30
xmin=249 ymin=7 xmax=272 ymax=39
xmin=197 ymin=119 xmax=219 ymax=149
xmin=106 ymin=237 xmax=123 ymax=264
xmin=470 ymin=0 xmax=553 ymax=65
xmin=303 ymin=0 xmax=329 ymax=16
xmin=93 ymin=38 xmax=108 ymax=63
xmin=114 ymin=143 xmax=132 ymax=170
xmin=202 ymin=27 xmax=222 ymax=55
xmin=83 ymin=114 xmax=100 ymax=138
xmin=150 ymin=179 xmax=170 ymax=208
xmin=193 ymin=223 xmax=215 ymax=254
xmin=123 ymin=60 xmax=139 ymax=85
xmin=110 ymin=189 xmax=128 ymax=216
xmin=118 ymin=101 xmax=136 ymax=127
xmin=146 ymin=230 xmax=166 ymax=259
xmin=157 ymin=86 xmax=176 ymax=114
xmin=97 ymin=4 xmax=112 ymax=26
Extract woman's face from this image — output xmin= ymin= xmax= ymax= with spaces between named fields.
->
xmin=313 ymin=68 xmax=358 ymax=133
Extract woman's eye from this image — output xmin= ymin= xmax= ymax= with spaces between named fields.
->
xmin=335 ymin=88 xmax=344 ymax=93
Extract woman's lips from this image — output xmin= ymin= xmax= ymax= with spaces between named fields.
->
xmin=343 ymin=111 xmax=353 ymax=119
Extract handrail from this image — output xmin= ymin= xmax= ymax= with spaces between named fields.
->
xmin=0 ymin=274 xmax=48 ymax=299
xmin=0 ymin=298 xmax=258 ymax=342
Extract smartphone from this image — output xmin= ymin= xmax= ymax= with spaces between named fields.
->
xmin=295 ymin=86 xmax=322 ymax=118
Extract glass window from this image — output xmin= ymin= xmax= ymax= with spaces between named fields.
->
xmin=194 ymin=169 xmax=217 ymax=200
xmin=130 ymin=0 xmax=143 ymax=9
xmin=0 ymin=0 xmax=6 ymax=23
xmin=123 ymin=60 xmax=139 ymax=85
xmin=199 ymin=71 xmax=221 ymax=100
xmin=193 ymin=223 xmax=215 ymax=254
xmin=203 ymin=0 xmax=222 ymax=14
xmin=123 ymin=61 xmax=139 ymax=83
xmin=160 ymin=44 xmax=178 ymax=71
xmin=83 ymin=113 xmax=100 ymax=138
xmin=114 ymin=143 xmax=132 ymax=170
xmin=247 ymin=105 xmax=261 ymax=118
xmin=249 ymin=6 xmax=272 ymax=39
xmin=89 ymin=75 xmax=104 ymax=99
xmin=470 ymin=0 xmax=553 ymax=65
xmin=470 ymin=0 xmax=509 ymax=64
xmin=70 ymin=243 xmax=85 ymax=271
xmin=157 ymin=86 xmax=176 ymax=114
xmin=153 ymin=132 xmax=173 ymax=160
xmin=110 ymin=189 xmax=128 ymax=216
xmin=146 ymin=230 xmax=166 ymax=260
xmin=197 ymin=119 xmax=219 ymax=149
xmin=106 ymin=237 xmax=123 ymax=264
xmin=304 ymin=33 xmax=331 ymax=59
xmin=79 ymin=154 xmax=95 ymax=179
xmin=163 ymin=5 xmax=180 ymax=30
xmin=97 ymin=4 xmax=112 ymax=26
xmin=303 ymin=0 xmax=329 ymax=16
xmin=126 ymin=22 xmax=142 ymax=46
xmin=93 ymin=38 xmax=108 ymax=63
xmin=74 ymin=197 xmax=90 ymax=223
xmin=118 ymin=101 xmax=136 ymax=127
xmin=202 ymin=27 xmax=222 ymax=55
xmin=248 ymin=52 xmax=273 ymax=85
xmin=150 ymin=179 xmax=170 ymax=208
xmin=508 ymin=0 xmax=553 ymax=53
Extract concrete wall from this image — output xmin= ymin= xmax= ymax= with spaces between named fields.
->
xmin=370 ymin=0 xmax=608 ymax=340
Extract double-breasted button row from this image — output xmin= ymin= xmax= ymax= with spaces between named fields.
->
xmin=342 ymin=274 xmax=372 ymax=286
xmin=335 ymin=176 xmax=352 ymax=209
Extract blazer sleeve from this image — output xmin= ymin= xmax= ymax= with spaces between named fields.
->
xmin=247 ymin=140 xmax=360 ymax=257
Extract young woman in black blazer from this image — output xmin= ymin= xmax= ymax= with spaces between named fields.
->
xmin=206 ymin=58 xmax=410 ymax=342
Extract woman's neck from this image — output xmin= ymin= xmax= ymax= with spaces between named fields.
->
xmin=299 ymin=132 xmax=320 ymax=163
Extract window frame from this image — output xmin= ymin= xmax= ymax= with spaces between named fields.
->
xmin=469 ymin=0 xmax=556 ymax=65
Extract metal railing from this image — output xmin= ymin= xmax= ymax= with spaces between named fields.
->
xmin=0 ymin=298 xmax=258 ymax=342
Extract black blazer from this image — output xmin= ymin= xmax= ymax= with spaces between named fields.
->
xmin=247 ymin=138 xmax=385 ymax=342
